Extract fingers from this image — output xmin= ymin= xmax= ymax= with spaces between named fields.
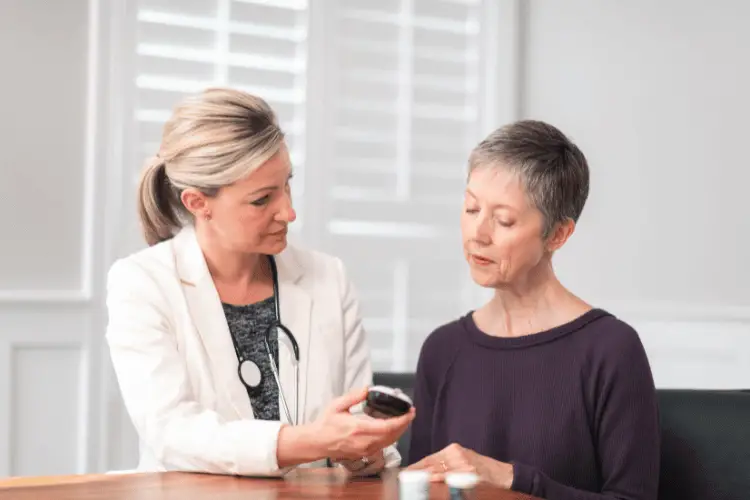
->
xmin=354 ymin=410 xmax=412 ymax=435
xmin=328 ymin=405 xmax=416 ymax=460
xmin=390 ymin=412 xmax=416 ymax=436
xmin=335 ymin=458 xmax=364 ymax=471
xmin=406 ymin=460 xmax=429 ymax=470
xmin=348 ymin=453 xmax=385 ymax=477
xmin=329 ymin=387 xmax=368 ymax=413
xmin=335 ymin=452 xmax=385 ymax=477
xmin=389 ymin=407 xmax=417 ymax=428
xmin=406 ymin=453 xmax=435 ymax=471
xmin=355 ymin=455 xmax=385 ymax=477
xmin=372 ymin=407 xmax=416 ymax=435
xmin=406 ymin=444 xmax=469 ymax=476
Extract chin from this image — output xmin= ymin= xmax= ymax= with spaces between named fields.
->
xmin=468 ymin=267 xmax=493 ymax=287
xmin=469 ymin=266 xmax=509 ymax=289
xmin=259 ymin=237 xmax=288 ymax=255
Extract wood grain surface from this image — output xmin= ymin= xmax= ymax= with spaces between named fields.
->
xmin=0 ymin=468 xmax=539 ymax=499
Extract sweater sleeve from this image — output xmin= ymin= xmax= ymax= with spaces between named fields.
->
xmin=510 ymin=324 xmax=660 ymax=500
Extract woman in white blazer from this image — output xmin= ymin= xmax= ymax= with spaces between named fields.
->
xmin=105 ymin=88 xmax=413 ymax=478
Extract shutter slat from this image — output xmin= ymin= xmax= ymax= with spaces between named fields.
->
xmin=137 ymin=44 xmax=304 ymax=72
xmin=233 ymin=0 xmax=307 ymax=11
xmin=341 ymin=9 xmax=479 ymax=34
xmin=138 ymin=10 xmax=307 ymax=42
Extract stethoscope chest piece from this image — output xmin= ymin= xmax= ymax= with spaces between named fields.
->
xmin=239 ymin=359 xmax=262 ymax=389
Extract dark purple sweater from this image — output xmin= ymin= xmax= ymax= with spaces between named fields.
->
xmin=407 ymin=309 xmax=660 ymax=500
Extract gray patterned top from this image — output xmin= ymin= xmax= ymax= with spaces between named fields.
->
xmin=222 ymin=296 xmax=280 ymax=421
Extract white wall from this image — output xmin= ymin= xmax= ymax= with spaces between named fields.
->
xmin=521 ymin=0 xmax=750 ymax=388
xmin=0 ymin=0 xmax=748 ymax=478
xmin=0 ymin=0 xmax=117 ymax=477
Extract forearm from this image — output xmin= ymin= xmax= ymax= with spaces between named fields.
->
xmin=511 ymin=462 xmax=653 ymax=500
xmin=139 ymin=408 xmax=291 ymax=476
xmin=276 ymin=423 xmax=327 ymax=468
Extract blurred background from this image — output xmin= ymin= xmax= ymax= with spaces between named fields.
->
xmin=1 ymin=0 xmax=748 ymax=478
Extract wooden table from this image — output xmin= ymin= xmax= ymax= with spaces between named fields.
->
xmin=0 ymin=468 xmax=538 ymax=499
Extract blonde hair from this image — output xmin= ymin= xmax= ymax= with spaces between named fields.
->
xmin=137 ymin=88 xmax=285 ymax=246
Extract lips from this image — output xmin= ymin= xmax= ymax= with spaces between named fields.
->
xmin=470 ymin=254 xmax=494 ymax=266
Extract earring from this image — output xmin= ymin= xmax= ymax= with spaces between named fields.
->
xmin=204 ymin=212 xmax=212 ymax=221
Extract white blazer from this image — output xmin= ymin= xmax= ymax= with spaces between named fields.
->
xmin=105 ymin=226 xmax=400 ymax=476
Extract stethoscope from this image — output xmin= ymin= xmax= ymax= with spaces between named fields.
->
xmin=229 ymin=255 xmax=300 ymax=425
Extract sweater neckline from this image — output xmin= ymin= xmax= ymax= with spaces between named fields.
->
xmin=462 ymin=308 xmax=611 ymax=349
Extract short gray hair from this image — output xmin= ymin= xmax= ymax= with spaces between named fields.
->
xmin=468 ymin=120 xmax=590 ymax=237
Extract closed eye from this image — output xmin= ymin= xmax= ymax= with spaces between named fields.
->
xmin=495 ymin=217 xmax=513 ymax=227
xmin=250 ymin=195 xmax=270 ymax=206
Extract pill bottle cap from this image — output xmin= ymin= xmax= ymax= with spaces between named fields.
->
xmin=445 ymin=472 xmax=479 ymax=489
xmin=398 ymin=470 xmax=430 ymax=483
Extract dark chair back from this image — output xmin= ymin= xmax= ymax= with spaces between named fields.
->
xmin=373 ymin=372 xmax=750 ymax=500
xmin=657 ymin=389 xmax=750 ymax=500
xmin=373 ymin=372 xmax=417 ymax=461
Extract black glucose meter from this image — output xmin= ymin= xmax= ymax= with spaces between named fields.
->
xmin=363 ymin=385 xmax=413 ymax=418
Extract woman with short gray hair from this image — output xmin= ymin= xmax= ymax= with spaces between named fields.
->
xmin=406 ymin=120 xmax=660 ymax=499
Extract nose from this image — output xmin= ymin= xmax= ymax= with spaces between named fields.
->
xmin=275 ymin=190 xmax=297 ymax=223
xmin=472 ymin=213 xmax=492 ymax=244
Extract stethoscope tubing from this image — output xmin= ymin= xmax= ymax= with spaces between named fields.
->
xmin=230 ymin=255 xmax=301 ymax=425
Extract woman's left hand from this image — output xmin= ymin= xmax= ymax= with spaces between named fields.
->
xmin=406 ymin=443 xmax=514 ymax=488
xmin=335 ymin=450 xmax=386 ymax=477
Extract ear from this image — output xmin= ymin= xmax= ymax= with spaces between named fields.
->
xmin=180 ymin=188 xmax=209 ymax=218
xmin=545 ymin=218 xmax=576 ymax=253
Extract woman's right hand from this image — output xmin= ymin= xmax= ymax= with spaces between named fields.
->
xmin=314 ymin=387 xmax=416 ymax=461
xmin=276 ymin=387 xmax=415 ymax=468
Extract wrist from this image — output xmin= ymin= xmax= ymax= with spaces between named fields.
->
xmin=502 ymin=462 xmax=515 ymax=489
xmin=488 ymin=459 xmax=514 ymax=490
xmin=276 ymin=423 xmax=328 ymax=468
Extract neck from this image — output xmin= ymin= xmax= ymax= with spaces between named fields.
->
xmin=196 ymin=228 xmax=266 ymax=287
xmin=480 ymin=259 xmax=584 ymax=337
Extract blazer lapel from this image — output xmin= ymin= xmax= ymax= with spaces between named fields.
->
xmin=274 ymin=249 xmax=312 ymax=425
xmin=172 ymin=227 xmax=256 ymax=420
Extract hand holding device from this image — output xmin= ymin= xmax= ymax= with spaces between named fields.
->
xmin=318 ymin=387 xmax=414 ymax=460
xmin=276 ymin=387 xmax=415 ymax=468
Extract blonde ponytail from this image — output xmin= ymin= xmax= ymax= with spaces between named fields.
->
xmin=137 ymin=155 xmax=183 ymax=246
xmin=134 ymin=87 xmax=284 ymax=246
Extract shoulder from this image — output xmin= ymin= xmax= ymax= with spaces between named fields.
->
xmin=587 ymin=312 xmax=648 ymax=358
xmin=584 ymin=310 xmax=654 ymax=380
xmin=278 ymin=241 xmax=356 ymax=301
xmin=416 ymin=315 xmax=468 ymax=368
xmin=105 ymin=239 xmax=183 ymax=317
xmin=107 ymin=240 xmax=176 ymax=291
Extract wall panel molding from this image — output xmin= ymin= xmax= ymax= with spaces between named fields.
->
xmin=9 ymin=343 xmax=85 ymax=476
xmin=0 ymin=342 xmax=10 ymax=477
xmin=0 ymin=0 xmax=101 ymax=301
xmin=0 ymin=290 xmax=91 ymax=304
